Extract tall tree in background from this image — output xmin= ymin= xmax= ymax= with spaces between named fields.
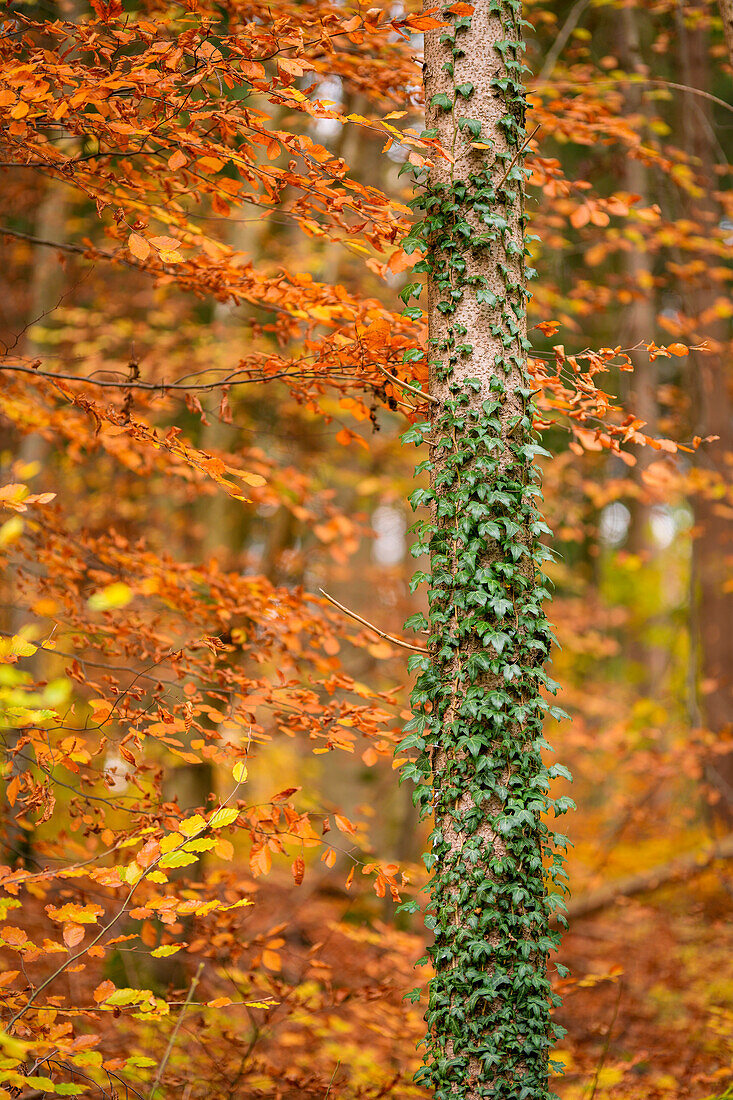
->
xmin=680 ymin=1 xmax=733 ymax=825
xmin=404 ymin=1 xmax=567 ymax=1095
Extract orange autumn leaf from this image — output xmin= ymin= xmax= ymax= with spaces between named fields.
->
xmin=63 ymin=922 xmax=85 ymax=948
xmin=128 ymin=233 xmax=150 ymax=261
xmin=334 ymin=814 xmax=355 ymax=836
xmin=168 ymin=149 xmax=187 ymax=171
xmin=261 ymin=948 xmax=281 ymax=971
xmin=249 ymin=845 xmax=272 ymax=877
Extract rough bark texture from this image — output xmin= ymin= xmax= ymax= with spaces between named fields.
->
xmin=406 ymin=2 xmax=566 ymax=1097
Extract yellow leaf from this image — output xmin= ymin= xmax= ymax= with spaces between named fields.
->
xmin=0 ymin=517 xmax=24 ymax=548
xmin=88 ymin=582 xmax=133 ymax=611
xmin=46 ymin=903 xmax=104 ymax=924
xmin=105 ymin=988 xmax=150 ymax=1007
xmin=232 ymin=762 xmax=248 ymax=784
xmin=239 ymin=471 xmax=266 ymax=487
xmin=215 ymin=837 xmax=234 ymax=861
xmin=151 ymin=944 xmax=184 ymax=958
xmin=178 ymin=814 xmax=207 ymax=837
xmin=197 ymin=155 xmax=226 ymax=173
xmin=209 ymin=806 xmax=239 ymax=829
xmin=182 ymin=838 xmax=217 ymax=853
xmin=0 ymin=635 xmax=37 ymax=660
xmin=159 ymin=851 xmax=198 ymax=869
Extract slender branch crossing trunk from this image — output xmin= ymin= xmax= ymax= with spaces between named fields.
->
xmin=403 ymin=2 xmax=568 ymax=1097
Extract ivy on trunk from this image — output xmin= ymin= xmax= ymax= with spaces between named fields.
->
xmin=400 ymin=1 xmax=572 ymax=1096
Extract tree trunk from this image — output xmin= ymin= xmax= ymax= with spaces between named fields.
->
xmin=406 ymin=2 xmax=565 ymax=1096
xmin=678 ymin=6 xmax=733 ymax=826
xmin=3 ymin=178 xmax=70 ymax=867
xmin=717 ymin=0 xmax=733 ymax=68
xmin=617 ymin=6 xmax=666 ymax=692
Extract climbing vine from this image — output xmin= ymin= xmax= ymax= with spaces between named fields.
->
xmin=397 ymin=1 xmax=572 ymax=1097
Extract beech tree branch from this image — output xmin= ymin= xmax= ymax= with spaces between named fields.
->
xmin=318 ymin=588 xmax=427 ymax=653
xmin=374 ymin=362 xmax=438 ymax=405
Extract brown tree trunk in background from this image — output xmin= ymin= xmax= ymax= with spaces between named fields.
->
xmin=717 ymin=0 xmax=733 ymax=67
xmin=618 ymin=6 xmax=666 ymax=690
xmin=3 ymin=180 xmax=70 ymax=865
xmin=678 ymin=5 xmax=733 ymax=826
xmin=619 ymin=5 xmax=657 ymax=510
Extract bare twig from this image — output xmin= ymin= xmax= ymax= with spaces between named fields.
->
xmin=148 ymin=964 xmax=204 ymax=1099
xmin=496 ymin=125 xmax=541 ymax=191
xmin=537 ymin=0 xmax=592 ymax=81
xmin=588 ymin=980 xmax=623 ymax=1100
xmin=318 ymin=589 xmax=427 ymax=654
xmin=0 ymin=360 xmax=374 ymax=394
xmin=534 ymin=76 xmax=733 ymax=118
xmin=325 ymin=1061 xmax=341 ymax=1098
xmin=375 ymin=362 xmax=437 ymax=405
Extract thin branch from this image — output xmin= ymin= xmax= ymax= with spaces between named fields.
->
xmin=318 ymin=589 xmax=427 ymax=654
xmin=0 ymin=225 xmax=109 ymax=258
xmin=148 ymin=964 xmax=204 ymax=1099
xmin=496 ymin=124 xmax=541 ymax=191
xmin=0 ymin=361 xmax=378 ymax=394
xmin=537 ymin=0 xmax=592 ymax=82
xmin=588 ymin=981 xmax=623 ymax=1100
xmin=374 ymin=362 xmax=437 ymax=405
xmin=564 ymin=832 xmax=733 ymax=921
xmin=535 ymin=76 xmax=733 ymax=118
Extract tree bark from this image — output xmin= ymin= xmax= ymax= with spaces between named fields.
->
xmin=407 ymin=2 xmax=565 ymax=1096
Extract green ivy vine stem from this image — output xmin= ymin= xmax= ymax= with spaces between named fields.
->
xmin=395 ymin=1 xmax=573 ymax=1097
